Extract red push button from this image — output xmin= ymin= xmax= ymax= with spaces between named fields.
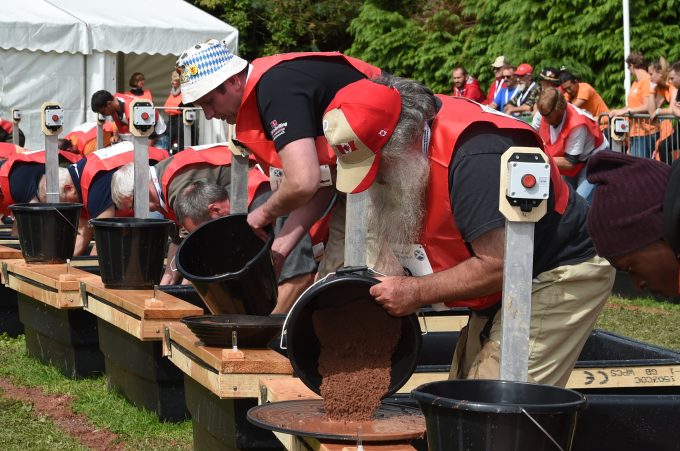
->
xmin=52 ymin=114 xmax=59 ymax=122
xmin=521 ymin=174 xmax=536 ymax=188
xmin=141 ymin=112 xmax=150 ymax=120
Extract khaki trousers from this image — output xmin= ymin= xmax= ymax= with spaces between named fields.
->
xmin=449 ymin=255 xmax=615 ymax=386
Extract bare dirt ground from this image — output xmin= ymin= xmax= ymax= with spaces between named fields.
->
xmin=0 ymin=377 xmax=125 ymax=450
xmin=607 ymin=301 xmax=671 ymax=315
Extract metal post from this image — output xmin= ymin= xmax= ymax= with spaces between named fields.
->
xmin=40 ymin=102 xmax=64 ymax=204
xmin=499 ymin=221 xmax=534 ymax=381
xmin=45 ymin=135 xmax=60 ymax=204
xmin=344 ymin=191 xmax=369 ymax=267
xmin=497 ymin=147 xmax=549 ymax=382
xmin=623 ymin=0 xmax=631 ymax=97
xmin=227 ymin=124 xmax=249 ymax=215
xmin=96 ymin=114 xmax=105 ymax=150
xmin=133 ymin=136 xmax=150 ymax=218
xmin=11 ymin=109 xmax=20 ymax=146
xmin=183 ymin=108 xmax=196 ymax=152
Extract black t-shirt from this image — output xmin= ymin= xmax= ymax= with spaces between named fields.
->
xmin=450 ymin=122 xmax=595 ymax=276
xmin=9 ymin=162 xmax=44 ymax=203
xmin=68 ymin=159 xmax=114 ymax=218
xmin=255 ymin=57 xmax=367 ymax=150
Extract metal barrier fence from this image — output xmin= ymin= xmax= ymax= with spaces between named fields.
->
xmin=154 ymin=106 xmax=200 ymax=154
xmin=598 ymin=113 xmax=680 ymax=165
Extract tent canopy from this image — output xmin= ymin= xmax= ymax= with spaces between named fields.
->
xmin=0 ymin=0 xmax=238 ymax=55
xmin=0 ymin=0 xmax=236 ymax=149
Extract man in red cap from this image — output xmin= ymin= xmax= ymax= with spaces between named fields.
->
xmin=587 ymin=151 xmax=679 ymax=297
xmin=503 ymin=63 xmax=540 ymax=117
xmin=175 ymin=38 xmax=382 ymax=276
xmin=322 ymin=75 xmax=615 ymax=386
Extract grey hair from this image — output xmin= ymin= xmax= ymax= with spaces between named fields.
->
xmin=110 ymin=163 xmax=135 ymax=209
xmin=371 ymin=74 xmax=437 ymax=160
xmin=175 ymin=181 xmax=229 ymax=227
xmin=37 ymin=167 xmax=73 ymax=203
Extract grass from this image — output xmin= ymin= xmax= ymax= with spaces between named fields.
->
xmin=0 ymin=397 xmax=88 ymax=451
xmin=596 ymin=295 xmax=680 ymax=351
xmin=1 ymin=294 xmax=679 ymax=448
xmin=0 ymin=334 xmax=193 ymax=451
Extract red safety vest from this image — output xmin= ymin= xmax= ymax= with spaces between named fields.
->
xmin=64 ymin=122 xmax=116 ymax=154
xmin=539 ymin=104 xmax=605 ymax=178
xmin=154 ymin=144 xmax=266 ymax=221
xmin=235 ymin=52 xmax=381 ymax=173
xmin=124 ymin=89 xmax=153 ymax=101
xmin=164 ymin=93 xmax=183 ymax=116
xmin=0 ymin=143 xmax=21 ymax=159
xmin=0 ymin=150 xmax=83 ymax=214
xmin=80 ymin=143 xmax=169 ymax=210
xmin=0 ymin=119 xmax=13 ymax=135
xmin=424 ymin=96 xmax=569 ymax=311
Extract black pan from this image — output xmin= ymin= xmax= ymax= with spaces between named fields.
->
xmin=181 ymin=314 xmax=285 ymax=348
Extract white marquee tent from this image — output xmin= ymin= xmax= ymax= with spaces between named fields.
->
xmin=0 ymin=0 xmax=238 ymax=149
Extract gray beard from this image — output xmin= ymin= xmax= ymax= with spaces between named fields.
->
xmin=170 ymin=87 xmax=181 ymax=96
xmin=368 ymin=149 xmax=430 ymax=249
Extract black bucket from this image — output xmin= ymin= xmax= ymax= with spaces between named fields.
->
xmin=282 ymin=266 xmax=422 ymax=397
xmin=9 ymin=203 xmax=82 ymax=263
xmin=412 ymin=379 xmax=587 ymax=451
xmin=90 ymin=217 xmax=173 ymax=289
xmin=175 ymin=214 xmax=277 ymax=316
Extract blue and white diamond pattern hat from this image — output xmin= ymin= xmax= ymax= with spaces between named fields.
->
xmin=175 ymin=39 xmax=248 ymax=104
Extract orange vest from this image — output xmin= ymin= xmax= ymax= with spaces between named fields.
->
xmin=164 ymin=93 xmax=183 ymax=116
xmin=64 ymin=122 xmax=116 ymax=154
xmin=0 ymin=150 xmax=83 ymax=214
xmin=155 ymin=145 xmax=266 ymax=221
xmin=0 ymin=119 xmax=13 ymax=135
xmin=124 ymin=89 xmax=153 ymax=101
xmin=425 ymin=96 xmax=569 ymax=311
xmin=80 ymin=144 xmax=169 ymax=209
xmin=234 ymin=52 xmax=381 ymax=172
xmin=539 ymin=104 xmax=604 ymax=178
xmin=0 ymin=143 xmax=21 ymax=159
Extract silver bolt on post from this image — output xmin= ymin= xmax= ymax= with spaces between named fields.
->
xmin=232 ymin=330 xmax=238 ymax=352
xmin=356 ymin=425 xmax=364 ymax=451
xmin=66 ymin=259 xmax=71 ymax=273
xmin=153 ymin=284 xmax=158 ymax=300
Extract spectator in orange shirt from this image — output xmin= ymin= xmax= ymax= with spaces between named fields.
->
xmin=559 ymin=70 xmax=609 ymax=120
xmin=126 ymin=72 xmax=153 ymax=101
xmin=610 ymin=52 xmax=658 ymax=158
xmin=650 ymin=58 xmax=680 ymax=164
xmin=451 ymin=66 xmax=485 ymax=103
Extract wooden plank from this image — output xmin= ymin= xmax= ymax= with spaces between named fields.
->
xmin=304 ymin=438 xmax=416 ymax=451
xmin=82 ymin=277 xmax=203 ymax=319
xmin=260 ymin=377 xmax=320 ymax=402
xmin=418 ymin=315 xmax=467 ymax=333
xmin=5 ymin=259 xmax=91 ymax=292
xmin=0 ymin=245 xmax=23 ymax=259
xmin=7 ymin=275 xmax=82 ymax=309
xmin=167 ymin=322 xmax=292 ymax=374
xmin=167 ymin=340 xmax=290 ymax=398
xmin=395 ymin=365 xmax=680 ymax=394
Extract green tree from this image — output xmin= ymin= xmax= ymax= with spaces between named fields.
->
xmin=190 ymin=0 xmax=363 ymax=60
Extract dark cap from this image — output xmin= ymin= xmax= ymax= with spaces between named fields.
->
xmin=586 ymin=151 xmax=670 ymax=258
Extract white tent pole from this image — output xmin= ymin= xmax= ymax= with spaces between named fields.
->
xmin=623 ymin=0 xmax=631 ymax=98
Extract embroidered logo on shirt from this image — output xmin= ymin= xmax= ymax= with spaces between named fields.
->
xmin=270 ymin=120 xmax=288 ymax=141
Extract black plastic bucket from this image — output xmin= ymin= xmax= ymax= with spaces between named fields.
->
xmin=90 ymin=217 xmax=173 ymax=289
xmin=283 ymin=266 xmax=422 ymax=397
xmin=9 ymin=203 xmax=82 ymax=263
xmin=412 ymin=379 xmax=587 ymax=451
xmin=175 ymin=214 xmax=277 ymax=315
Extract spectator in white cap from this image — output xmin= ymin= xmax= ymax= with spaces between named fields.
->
xmin=322 ymin=74 xmax=614 ymax=386
xmin=175 ymin=38 xmax=382 ymax=276
xmin=482 ymin=55 xmax=510 ymax=105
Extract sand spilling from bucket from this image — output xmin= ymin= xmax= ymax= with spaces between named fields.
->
xmin=312 ymin=298 xmax=402 ymax=421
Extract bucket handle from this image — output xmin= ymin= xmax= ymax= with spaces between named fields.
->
xmin=54 ymin=208 xmax=80 ymax=235
xmin=280 ymin=272 xmax=334 ymax=350
xmin=520 ymin=408 xmax=565 ymax=451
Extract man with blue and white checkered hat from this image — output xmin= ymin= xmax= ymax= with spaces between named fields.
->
xmin=176 ymin=39 xmax=382 ymax=278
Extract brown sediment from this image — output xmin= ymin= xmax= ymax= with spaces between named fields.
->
xmin=312 ymin=298 xmax=402 ymax=421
